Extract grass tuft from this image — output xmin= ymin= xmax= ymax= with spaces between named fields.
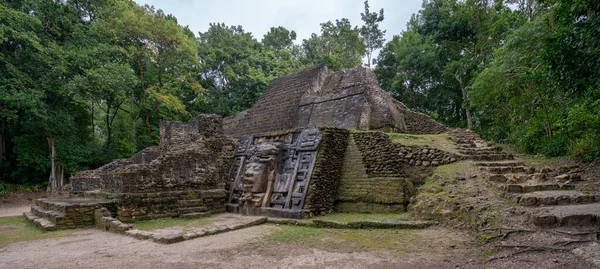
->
xmin=386 ymin=133 xmax=459 ymax=154
xmin=0 ymin=216 xmax=77 ymax=247
xmin=311 ymin=213 xmax=411 ymax=222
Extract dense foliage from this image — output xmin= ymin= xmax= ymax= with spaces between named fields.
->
xmin=1 ymin=0 xmax=598 ymax=189
xmin=0 ymin=0 xmax=383 ymax=187
xmin=375 ymin=0 xmax=600 ymax=160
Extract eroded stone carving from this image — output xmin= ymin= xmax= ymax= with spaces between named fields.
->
xmin=241 ymin=142 xmax=279 ymax=208
xmin=226 ymin=128 xmax=322 ymax=217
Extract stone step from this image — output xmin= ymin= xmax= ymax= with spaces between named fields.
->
xmin=476 ymin=161 xmax=525 ymax=167
xmin=180 ymin=212 xmax=211 ymax=219
xmin=533 ymin=203 xmax=600 ymax=227
xmin=463 ymin=154 xmax=513 ymax=161
xmin=461 ymin=150 xmax=506 ymax=156
xmin=489 ymin=173 xmax=551 ymax=183
xmin=179 ymin=206 xmax=208 ymax=215
xmin=510 ymin=191 xmax=600 ymax=206
xmin=34 ymin=198 xmax=114 ymax=214
xmin=503 ymin=183 xmax=576 ymax=193
xmin=23 ymin=212 xmax=56 ymax=231
xmin=480 ymin=166 xmax=528 ymax=174
xmin=456 ymin=142 xmax=482 ymax=146
xmin=459 ymin=146 xmax=502 ymax=152
xmin=178 ymin=199 xmax=204 ymax=207
xmin=35 ymin=199 xmax=68 ymax=213
xmin=83 ymin=190 xmax=115 ymax=199
xmin=30 ymin=205 xmax=66 ymax=225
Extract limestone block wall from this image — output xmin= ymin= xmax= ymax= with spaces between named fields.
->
xmin=224 ymin=64 xmax=445 ymax=137
xmin=70 ymin=114 xmax=235 ymax=222
xmin=71 ymin=159 xmax=132 ymax=196
xmin=335 ymin=131 xmax=457 ymax=213
xmin=298 ymin=67 xmax=405 ymax=133
xmin=223 ymin=64 xmax=328 ymax=136
xmin=335 ymin=135 xmax=412 ymax=213
xmin=303 ymin=127 xmax=350 ymax=217
xmin=131 ymin=146 xmax=160 ymax=165
xmin=110 ymin=136 xmax=234 ymax=221
xmin=394 ymin=101 xmax=447 ymax=134
xmin=352 ymin=132 xmax=456 ymax=172
xmin=116 ymin=189 xmax=227 ymax=222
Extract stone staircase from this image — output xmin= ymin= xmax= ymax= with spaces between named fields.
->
xmin=450 ymin=129 xmax=599 ymax=229
xmin=451 ymin=129 xmax=514 ymax=161
xmin=177 ymin=198 xmax=210 ymax=219
xmin=24 ymin=198 xmax=116 ymax=231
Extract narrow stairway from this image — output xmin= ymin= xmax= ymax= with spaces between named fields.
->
xmin=450 ymin=129 xmax=599 ymax=229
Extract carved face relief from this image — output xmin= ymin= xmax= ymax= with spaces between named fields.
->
xmin=243 ymin=161 xmax=268 ymax=193
xmin=238 ymin=141 xmax=281 ymax=208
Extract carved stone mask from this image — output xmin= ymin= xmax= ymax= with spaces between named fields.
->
xmin=243 ymin=161 xmax=268 ymax=193
xmin=242 ymin=142 xmax=280 ymax=194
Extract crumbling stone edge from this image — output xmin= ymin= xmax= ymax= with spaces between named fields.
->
xmin=267 ymin=218 xmax=435 ymax=229
xmin=119 ymin=217 xmax=269 ymax=244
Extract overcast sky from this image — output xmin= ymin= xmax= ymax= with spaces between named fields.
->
xmin=132 ymin=0 xmax=424 ymax=60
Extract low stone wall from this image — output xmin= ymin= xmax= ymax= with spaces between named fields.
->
xmin=116 ymin=189 xmax=226 ymax=222
xmin=353 ymin=132 xmax=456 ymax=175
xmin=395 ymin=101 xmax=447 ymax=134
xmin=303 ymin=127 xmax=350 ymax=217
xmin=71 ymin=159 xmax=132 ymax=196
xmin=70 ymin=115 xmax=235 ymax=222
xmin=131 ymin=146 xmax=160 ymax=165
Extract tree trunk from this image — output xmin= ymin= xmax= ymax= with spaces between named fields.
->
xmin=0 ymin=120 xmax=5 ymax=163
xmin=90 ymin=102 xmax=94 ymax=143
xmin=46 ymin=137 xmax=63 ymax=193
xmin=130 ymin=95 xmax=137 ymax=145
xmin=106 ymin=107 xmax=111 ymax=149
xmin=455 ymin=71 xmax=473 ymax=130
xmin=461 ymin=87 xmax=473 ymax=130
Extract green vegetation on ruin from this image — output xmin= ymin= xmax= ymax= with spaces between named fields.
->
xmin=0 ymin=216 xmax=78 ymax=247
xmin=519 ymin=155 xmax=578 ymax=169
xmin=255 ymin=225 xmax=467 ymax=257
xmin=410 ymin=161 xmax=510 ymax=231
xmin=311 ymin=213 xmax=412 ymax=222
xmin=387 ymin=132 xmax=459 ymax=155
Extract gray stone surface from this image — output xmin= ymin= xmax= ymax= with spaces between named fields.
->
xmin=123 ymin=213 xmax=268 ymax=244
xmin=533 ymin=203 xmax=600 ymax=227
xmin=224 ymin=64 xmax=445 ymax=136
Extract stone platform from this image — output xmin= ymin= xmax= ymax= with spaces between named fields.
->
xmin=24 ymin=198 xmax=116 ymax=230
xmin=124 ymin=213 xmax=267 ymax=244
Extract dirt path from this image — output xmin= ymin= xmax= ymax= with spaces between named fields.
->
xmin=0 ymin=225 xmax=482 ymax=269
xmin=1 ymin=219 xmax=597 ymax=268
xmin=0 ymin=205 xmax=30 ymax=217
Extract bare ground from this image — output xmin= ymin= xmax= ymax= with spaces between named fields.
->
xmin=0 ymin=225 xmax=481 ymax=269
xmin=0 ymin=190 xmax=68 ymax=214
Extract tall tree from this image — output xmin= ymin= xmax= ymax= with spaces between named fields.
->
xmin=197 ymin=23 xmax=299 ymax=116
xmin=262 ymin=26 xmax=297 ymax=51
xmin=302 ymin=18 xmax=366 ymax=70
xmin=359 ymin=0 xmax=385 ymax=68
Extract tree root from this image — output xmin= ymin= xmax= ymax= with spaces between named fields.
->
xmin=484 ymin=228 xmax=536 ymax=242
xmin=488 ymin=245 xmax=567 ymax=262
xmin=553 ymin=240 xmax=595 ymax=247
xmin=550 ymin=230 xmax=600 ymax=236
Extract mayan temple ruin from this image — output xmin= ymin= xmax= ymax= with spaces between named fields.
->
xmin=24 ymin=63 xmax=591 ymax=241
xmin=22 ymin=64 xmax=454 ymax=231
